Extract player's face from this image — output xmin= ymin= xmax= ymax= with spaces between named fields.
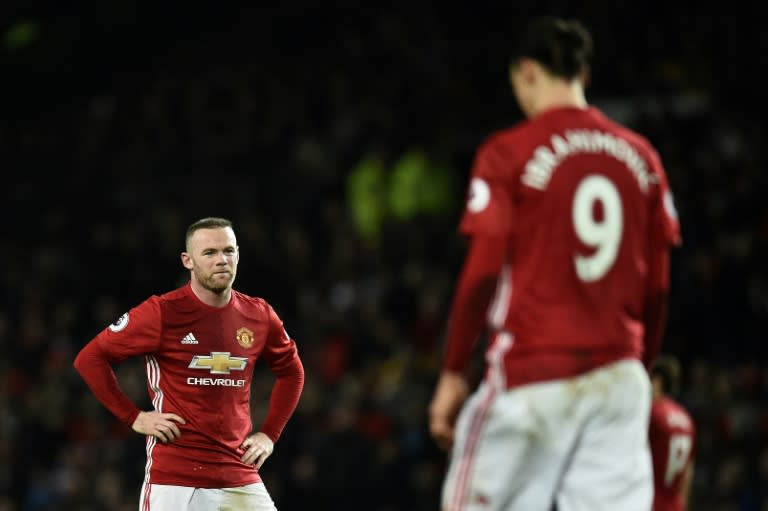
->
xmin=183 ymin=227 xmax=239 ymax=294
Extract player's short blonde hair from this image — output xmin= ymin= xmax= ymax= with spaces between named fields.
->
xmin=185 ymin=217 xmax=233 ymax=249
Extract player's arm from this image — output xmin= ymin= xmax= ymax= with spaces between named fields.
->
xmin=241 ymin=306 xmax=304 ymax=468
xmin=250 ymin=305 xmax=305 ymax=444
xmin=429 ymin=234 xmax=507 ymax=450
xmin=643 ymin=149 xmax=681 ymax=370
xmin=73 ymin=300 xmax=185 ymax=443
xmin=681 ymin=420 xmax=696 ymax=509
xmin=681 ymin=461 xmax=694 ymax=509
xmin=74 ymin=337 xmax=143 ymax=425
xmin=642 ymin=239 xmax=670 ymax=370
xmin=429 ymin=139 xmax=513 ymax=450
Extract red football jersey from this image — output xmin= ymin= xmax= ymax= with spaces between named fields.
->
xmin=459 ymin=106 xmax=680 ymax=387
xmin=649 ymin=397 xmax=695 ymax=511
xmin=88 ymin=283 xmax=300 ymax=488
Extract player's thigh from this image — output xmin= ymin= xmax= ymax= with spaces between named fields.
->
xmin=442 ymin=384 xmax=502 ymax=511
xmin=442 ymin=382 xmax=575 ymax=511
xmin=557 ymin=360 xmax=653 ymax=511
xmin=141 ymin=484 xmax=194 ymax=511
xmin=190 ymin=483 xmax=277 ymax=511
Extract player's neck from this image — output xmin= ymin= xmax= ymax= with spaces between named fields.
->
xmin=190 ymin=281 xmax=232 ymax=308
xmin=532 ymin=81 xmax=587 ymax=117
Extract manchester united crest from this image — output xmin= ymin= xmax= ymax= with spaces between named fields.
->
xmin=236 ymin=327 xmax=254 ymax=348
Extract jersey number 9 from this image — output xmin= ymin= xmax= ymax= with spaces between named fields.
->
xmin=572 ymin=174 xmax=623 ymax=282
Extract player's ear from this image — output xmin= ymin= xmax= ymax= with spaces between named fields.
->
xmin=508 ymin=59 xmax=526 ymax=86
xmin=580 ymin=67 xmax=590 ymax=87
xmin=508 ymin=62 xmax=517 ymax=87
xmin=181 ymin=252 xmax=194 ymax=270
xmin=525 ymin=59 xmax=544 ymax=85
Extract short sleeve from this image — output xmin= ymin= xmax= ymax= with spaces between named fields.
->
xmin=648 ymin=149 xmax=682 ymax=247
xmin=94 ymin=297 xmax=162 ymax=361
xmin=459 ymin=141 xmax=515 ymax=238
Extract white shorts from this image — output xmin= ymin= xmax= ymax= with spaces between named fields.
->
xmin=139 ymin=482 xmax=277 ymax=511
xmin=442 ymin=358 xmax=653 ymax=511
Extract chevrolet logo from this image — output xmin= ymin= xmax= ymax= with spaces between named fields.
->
xmin=188 ymin=352 xmax=248 ymax=374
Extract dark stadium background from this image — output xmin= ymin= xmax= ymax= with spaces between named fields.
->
xmin=2 ymin=2 xmax=766 ymax=510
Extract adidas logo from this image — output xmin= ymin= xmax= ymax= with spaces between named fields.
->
xmin=181 ymin=333 xmax=199 ymax=345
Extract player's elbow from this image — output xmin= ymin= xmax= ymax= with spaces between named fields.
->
xmin=73 ymin=341 xmax=102 ymax=376
xmin=273 ymin=352 xmax=305 ymax=381
xmin=73 ymin=348 xmax=85 ymax=373
xmin=287 ymin=355 xmax=305 ymax=383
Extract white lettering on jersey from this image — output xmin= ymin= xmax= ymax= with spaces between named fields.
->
xmin=108 ymin=313 xmax=130 ymax=332
xmin=467 ymin=177 xmax=491 ymax=213
xmin=187 ymin=377 xmax=246 ymax=387
xmin=665 ymin=433 xmax=692 ymax=486
xmin=572 ymin=175 xmax=624 ymax=282
xmin=663 ymin=190 xmax=679 ymax=221
xmin=522 ymin=130 xmax=654 ymax=192
xmin=666 ymin=409 xmax=691 ymax=429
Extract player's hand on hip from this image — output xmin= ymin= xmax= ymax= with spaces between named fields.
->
xmin=428 ymin=370 xmax=469 ymax=451
xmin=429 ymin=414 xmax=457 ymax=451
xmin=132 ymin=410 xmax=186 ymax=444
xmin=240 ymin=432 xmax=274 ymax=469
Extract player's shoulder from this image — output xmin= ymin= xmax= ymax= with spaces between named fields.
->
xmin=653 ymin=397 xmax=694 ymax=430
xmin=155 ymin=284 xmax=195 ymax=306
xmin=478 ymin=120 xmax=531 ymax=154
xmin=232 ymin=290 xmax=274 ymax=318
xmin=122 ymin=291 xmax=166 ymax=313
xmin=157 ymin=284 xmax=189 ymax=302
xmin=232 ymin=289 xmax=269 ymax=307
xmin=151 ymin=283 xmax=209 ymax=318
xmin=469 ymin=123 xmax=530 ymax=180
xmin=591 ymin=108 xmax=660 ymax=159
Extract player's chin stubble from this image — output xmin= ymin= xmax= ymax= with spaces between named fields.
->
xmin=198 ymin=269 xmax=235 ymax=294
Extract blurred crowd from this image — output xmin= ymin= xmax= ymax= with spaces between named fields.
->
xmin=1 ymin=4 xmax=767 ymax=511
